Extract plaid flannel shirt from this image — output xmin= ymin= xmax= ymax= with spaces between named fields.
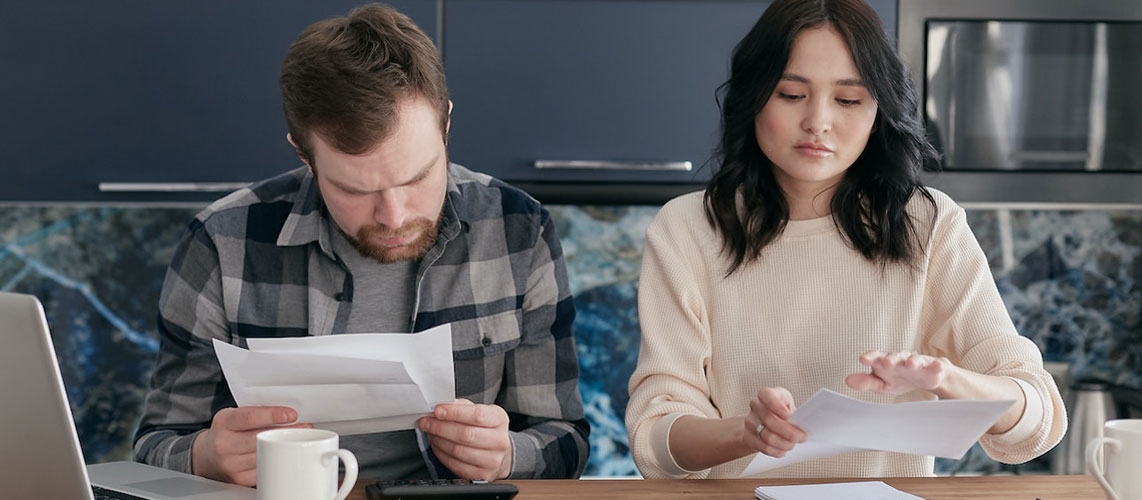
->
xmin=133 ymin=164 xmax=589 ymax=479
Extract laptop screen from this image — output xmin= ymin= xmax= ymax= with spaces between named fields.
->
xmin=0 ymin=292 xmax=95 ymax=499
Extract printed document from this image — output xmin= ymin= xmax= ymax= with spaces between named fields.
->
xmin=740 ymin=388 xmax=1013 ymax=476
xmin=755 ymin=481 xmax=924 ymax=500
xmin=214 ymin=323 xmax=455 ymax=435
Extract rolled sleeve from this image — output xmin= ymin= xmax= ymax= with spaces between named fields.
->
xmin=995 ymin=378 xmax=1045 ymax=444
xmin=648 ymin=413 xmax=704 ymax=478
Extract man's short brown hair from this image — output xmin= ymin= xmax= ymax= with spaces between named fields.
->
xmin=280 ymin=3 xmax=449 ymax=163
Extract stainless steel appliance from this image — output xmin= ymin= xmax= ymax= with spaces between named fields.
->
xmin=1055 ymin=380 xmax=1142 ymax=474
xmin=898 ymin=0 xmax=1142 ymax=203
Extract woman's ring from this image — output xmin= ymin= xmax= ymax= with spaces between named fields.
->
xmin=755 ymin=423 xmax=765 ymax=437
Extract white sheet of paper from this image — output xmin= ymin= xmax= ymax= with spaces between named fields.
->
xmin=755 ymin=481 xmax=924 ymax=500
xmin=245 ymin=324 xmax=455 ymax=407
xmin=214 ymin=323 xmax=455 ymax=435
xmin=740 ymin=388 xmax=1014 ymax=477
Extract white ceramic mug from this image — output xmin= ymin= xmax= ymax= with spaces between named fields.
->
xmin=256 ymin=428 xmax=358 ymax=500
xmin=1086 ymin=419 xmax=1142 ymax=500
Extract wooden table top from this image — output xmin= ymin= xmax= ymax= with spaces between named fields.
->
xmin=347 ymin=475 xmax=1108 ymax=500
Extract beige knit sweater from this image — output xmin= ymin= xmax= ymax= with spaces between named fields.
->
xmin=626 ymin=189 xmax=1066 ymax=479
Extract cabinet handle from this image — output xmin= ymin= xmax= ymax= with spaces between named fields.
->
xmin=1007 ymin=150 xmax=1089 ymax=163
xmin=533 ymin=160 xmax=692 ymax=172
xmin=98 ymin=182 xmax=251 ymax=193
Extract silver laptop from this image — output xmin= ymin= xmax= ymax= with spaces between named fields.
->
xmin=0 ymin=291 xmax=254 ymax=500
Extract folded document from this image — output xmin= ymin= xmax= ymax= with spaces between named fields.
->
xmin=740 ymin=388 xmax=1014 ymax=476
xmin=213 ymin=323 xmax=455 ymax=435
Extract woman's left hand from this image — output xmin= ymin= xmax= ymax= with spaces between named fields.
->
xmin=844 ymin=351 xmax=953 ymax=396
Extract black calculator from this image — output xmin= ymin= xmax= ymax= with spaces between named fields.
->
xmin=365 ymin=478 xmax=519 ymax=500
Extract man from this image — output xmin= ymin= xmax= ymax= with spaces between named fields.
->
xmin=133 ymin=4 xmax=589 ymax=484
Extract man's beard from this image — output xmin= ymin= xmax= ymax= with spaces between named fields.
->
xmin=346 ymin=217 xmax=439 ymax=264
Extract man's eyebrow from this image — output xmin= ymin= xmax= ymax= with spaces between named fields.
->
xmin=399 ymin=153 xmax=440 ymax=186
xmin=781 ymin=73 xmax=866 ymax=87
xmin=329 ymin=152 xmax=440 ymax=194
xmin=328 ymin=177 xmax=367 ymax=194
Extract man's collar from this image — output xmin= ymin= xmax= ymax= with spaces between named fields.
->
xmin=438 ymin=163 xmax=465 ymax=241
xmin=275 ymin=166 xmax=465 ymax=255
xmin=275 ymin=167 xmax=329 ymax=252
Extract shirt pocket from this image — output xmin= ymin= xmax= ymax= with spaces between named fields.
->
xmin=449 ymin=309 xmax=522 ymax=360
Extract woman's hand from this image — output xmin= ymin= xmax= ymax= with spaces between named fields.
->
xmin=844 ymin=350 xmax=951 ymax=396
xmin=743 ymin=387 xmax=807 ymax=458
xmin=846 ymin=350 xmax=1028 ymax=434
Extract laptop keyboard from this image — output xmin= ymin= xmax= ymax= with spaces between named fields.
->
xmin=92 ymin=485 xmax=148 ymax=500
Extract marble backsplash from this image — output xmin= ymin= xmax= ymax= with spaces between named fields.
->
xmin=1 ymin=202 xmax=1138 ymax=477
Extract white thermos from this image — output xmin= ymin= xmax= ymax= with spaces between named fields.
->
xmin=1057 ymin=381 xmax=1117 ymax=474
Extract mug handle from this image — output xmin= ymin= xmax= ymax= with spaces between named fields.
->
xmin=324 ymin=449 xmax=358 ymax=500
xmin=1086 ymin=436 xmax=1122 ymax=500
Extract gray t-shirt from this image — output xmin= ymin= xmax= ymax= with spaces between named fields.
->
xmin=329 ymin=225 xmax=427 ymax=480
xmin=330 ymin=225 xmax=416 ymax=334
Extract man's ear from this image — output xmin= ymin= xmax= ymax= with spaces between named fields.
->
xmin=286 ymin=133 xmax=312 ymax=169
xmin=445 ymin=100 xmax=453 ymax=139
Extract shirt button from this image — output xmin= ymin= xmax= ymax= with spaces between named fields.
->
xmin=481 ymin=337 xmax=492 ymax=346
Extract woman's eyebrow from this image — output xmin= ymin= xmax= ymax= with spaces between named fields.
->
xmin=781 ymin=73 xmax=865 ymax=87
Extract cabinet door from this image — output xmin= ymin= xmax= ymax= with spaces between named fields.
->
xmin=0 ymin=0 xmax=437 ymax=201
xmin=444 ymin=0 xmax=765 ymax=186
xmin=444 ymin=0 xmax=897 ymax=191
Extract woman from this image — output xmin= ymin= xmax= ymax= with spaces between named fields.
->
xmin=625 ymin=0 xmax=1065 ymax=479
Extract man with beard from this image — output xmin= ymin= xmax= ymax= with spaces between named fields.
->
xmin=132 ymin=4 xmax=588 ymax=484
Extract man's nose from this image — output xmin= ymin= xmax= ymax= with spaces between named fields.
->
xmin=373 ymin=190 xmax=408 ymax=229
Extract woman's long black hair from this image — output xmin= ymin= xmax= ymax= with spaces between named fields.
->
xmin=704 ymin=0 xmax=938 ymax=276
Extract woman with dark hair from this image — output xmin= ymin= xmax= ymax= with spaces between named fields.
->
xmin=625 ymin=0 xmax=1065 ymax=479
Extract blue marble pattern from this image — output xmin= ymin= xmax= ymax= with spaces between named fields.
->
xmin=550 ymin=206 xmax=658 ymax=476
xmin=991 ymin=211 xmax=1141 ymax=389
xmin=0 ymin=206 xmax=197 ymax=461
xmin=1 ymin=203 xmax=1139 ymax=478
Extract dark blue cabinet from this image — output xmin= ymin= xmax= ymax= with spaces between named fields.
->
xmin=444 ymin=0 xmax=764 ymax=188
xmin=2 ymin=0 xmax=899 ymax=202
xmin=0 ymin=0 xmax=438 ymax=202
xmin=443 ymin=0 xmax=897 ymax=201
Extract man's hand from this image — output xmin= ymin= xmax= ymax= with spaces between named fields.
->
xmin=744 ymin=387 xmax=807 ymax=458
xmin=418 ymin=399 xmax=513 ymax=481
xmin=845 ymin=350 xmax=952 ymax=396
xmin=191 ymin=406 xmax=311 ymax=486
